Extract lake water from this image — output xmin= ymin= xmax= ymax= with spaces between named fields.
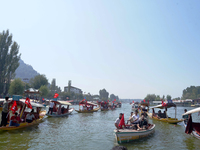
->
xmin=0 ymin=103 xmax=200 ymax=150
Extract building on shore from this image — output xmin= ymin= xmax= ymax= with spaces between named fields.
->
xmin=64 ymin=86 xmax=82 ymax=94
xmin=24 ymin=88 xmax=40 ymax=99
xmin=172 ymin=99 xmax=192 ymax=107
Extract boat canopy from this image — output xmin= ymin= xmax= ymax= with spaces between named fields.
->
xmin=150 ymin=103 xmax=176 ymax=109
xmin=140 ymin=102 xmax=149 ymax=107
xmin=51 ymin=100 xmax=72 ymax=105
xmin=182 ymin=107 xmax=200 ymax=116
xmin=79 ymin=101 xmax=97 ymax=106
xmin=20 ymin=99 xmax=45 ymax=108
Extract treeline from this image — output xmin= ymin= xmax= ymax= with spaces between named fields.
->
xmin=144 ymin=94 xmax=172 ymax=102
xmin=182 ymin=86 xmax=200 ymax=100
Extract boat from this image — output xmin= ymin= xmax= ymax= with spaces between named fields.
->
xmin=147 ymin=102 xmax=183 ymax=124
xmin=75 ymin=100 xmax=100 ymax=113
xmin=139 ymin=102 xmax=149 ymax=115
xmin=0 ymin=98 xmax=46 ymax=131
xmin=98 ymin=101 xmax=109 ymax=111
xmin=46 ymin=100 xmax=74 ymax=117
xmin=182 ymin=107 xmax=200 ymax=140
xmin=131 ymin=102 xmax=139 ymax=111
xmin=114 ymin=124 xmax=155 ymax=143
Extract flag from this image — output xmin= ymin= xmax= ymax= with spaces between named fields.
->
xmin=11 ymin=101 xmax=18 ymax=114
xmin=162 ymin=100 xmax=167 ymax=107
xmin=42 ymin=98 xmax=44 ymax=102
xmin=118 ymin=114 xmax=126 ymax=129
xmin=132 ymin=101 xmax=134 ymax=103
xmin=114 ymin=99 xmax=116 ymax=101
xmin=148 ymin=100 xmax=149 ymax=104
xmin=54 ymin=93 xmax=59 ymax=98
xmin=25 ymin=97 xmax=32 ymax=109
xmin=107 ymin=100 xmax=109 ymax=103
xmin=143 ymin=99 xmax=146 ymax=102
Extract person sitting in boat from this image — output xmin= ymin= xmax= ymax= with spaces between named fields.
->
xmin=137 ymin=115 xmax=148 ymax=130
xmin=131 ymin=110 xmax=139 ymax=124
xmin=26 ymin=110 xmax=36 ymax=123
xmin=127 ymin=112 xmax=134 ymax=124
xmin=115 ymin=113 xmax=123 ymax=129
xmin=61 ymin=106 xmax=65 ymax=114
xmin=183 ymin=109 xmax=189 ymax=124
xmin=157 ymin=110 xmax=162 ymax=119
xmin=9 ymin=112 xmax=20 ymax=127
xmin=162 ymin=111 xmax=167 ymax=118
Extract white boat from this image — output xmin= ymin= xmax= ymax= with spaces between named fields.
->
xmin=114 ymin=124 xmax=155 ymax=143
xmin=46 ymin=100 xmax=74 ymax=117
xmin=182 ymin=107 xmax=200 ymax=140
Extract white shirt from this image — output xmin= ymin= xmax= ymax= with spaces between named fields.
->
xmin=132 ymin=114 xmax=140 ymax=123
xmin=26 ymin=114 xmax=35 ymax=120
xmin=50 ymin=102 xmax=54 ymax=108
xmin=115 ymin=118 xmax=121 ymax=125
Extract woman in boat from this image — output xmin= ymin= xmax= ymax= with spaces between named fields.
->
xmin=26 ymin=110 xmax=36 ymax=123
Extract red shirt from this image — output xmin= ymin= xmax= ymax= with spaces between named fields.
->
xmin=11 ymin=116 xmax=20 ymax=123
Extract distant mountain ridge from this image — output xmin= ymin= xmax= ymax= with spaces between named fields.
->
xmin=15 ymin=59 xmax=39 ymax=82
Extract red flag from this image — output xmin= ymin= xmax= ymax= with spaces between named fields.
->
xmin=162 ymin=100 xmax=167 ymax=107
xmin=148 ymin=100 xmax=149 ymax=104
xmin=114 ymin=99 xmax=116 ymax=101
xmin=132 ymin=101 xmax=134 ymax=103
xmin=11 ymin=101 xmax=18 ymax=114
xmin=118 ymin=114 xmax=126 ymax=129
xmin=112 ymin=101 xmax=114 ymax=103
xmin=143 ymin=99 xmax=146 ymax=102
xmin=54 ymin=93 xmax=59 ymax=98
xmin=107 ymin=100 xmax=109 ymax=103
xmin=25 ymin=97 xmax=32 ymax=109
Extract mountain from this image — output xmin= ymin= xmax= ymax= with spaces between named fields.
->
xmin=15 ymin=59 xmax=39 ymax=82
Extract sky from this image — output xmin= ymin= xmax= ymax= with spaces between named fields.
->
xmin=1 ymin=0 xmax=200 ymax=99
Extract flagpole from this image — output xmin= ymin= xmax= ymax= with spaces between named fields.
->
xmin=20 ymin=103 xmax=26 ymax=119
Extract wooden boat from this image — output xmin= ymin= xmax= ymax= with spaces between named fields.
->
xmin=182 ymin=107 xmax=200 ymax=140
xmin=147 ymin=102 xmax=183 ymax=124
xmin=0 ymin=99 xmax=46 ymax=131
xmin=114 ymin=124 xmax=155 ymax=144
xmin=75 ymin=100 xmax=100 ymax=113
xmin=46 ymin=100 xmax=74 ymax=117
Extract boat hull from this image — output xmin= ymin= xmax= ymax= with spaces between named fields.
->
xmin=0 ymin=110 xmax=46 ymax=131
xmin=183 ymin=122 xmax=200 ymax=140
xmin=46 ymin=108 xmax=74 ymax=117
xmin=114 ymin=124 xmax=155 ymax=144
xmin=148 ymin=112 xmax=183 ymax=124
xmin=75 ymin=107 xmax=100 ymax=113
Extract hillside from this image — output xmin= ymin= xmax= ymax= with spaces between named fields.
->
xmin=15 ymin=59 xmax=39 ymax=82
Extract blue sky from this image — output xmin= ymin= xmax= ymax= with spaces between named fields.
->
xmin=1 ymin=0 xmax=200 ymax=99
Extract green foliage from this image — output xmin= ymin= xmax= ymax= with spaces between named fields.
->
xmin=155 ymin=95 xmax=161 ymax=101
xmin=99 ymin=89 xmax=109 ymax=101
xmin=144 ymin=94 xmax=157 ymax=102
xmin=166 ymin=95 xmax=172 ymax=100
xmin=0 ymin=30 xmax=21 ymax=95
xmin=39 ymin=85 xmax=49 ymax=97
xmin=29 ymin=74 xmax=48 ymax=89
xmin=173 ymin=97 xmax=181 ymax=100
xmin=9 ymin=78 xmax=24 ymax=95
xmin=182 ymin=86 xmax=200 ymax=100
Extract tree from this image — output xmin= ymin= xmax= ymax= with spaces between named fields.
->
xmin=9 ymin=78 xmax=24 ymax=95
xmin=50 ymin=78 xmax=56 ymax=93
xmin=99 ymin=89 xmax=109 ymax=101
xmin=144 ymin=94 xmax=157 ymax=102
xmin=0 ymin=30 xmax=21 ymax=95
xmin=30 ymin=74 xmax=48 ymax=89
xmin=166 ymin=95 xmax=172 ymax=100
xmin=39 ymin=85 xmax=49 ymax=97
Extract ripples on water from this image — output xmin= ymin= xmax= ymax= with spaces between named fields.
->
xmin=0 ymin=104 xmax=200 ymax=150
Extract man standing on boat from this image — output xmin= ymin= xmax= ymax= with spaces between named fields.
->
xmin=183 ymin=109 xmax=189 ymax=125
xmin=48 ymin=101 xmax=54 ymax=115
xmin=115 ymin=113 xmax=123 ymax=129
xmin=0 ymin=96 xmax=9 ymax=127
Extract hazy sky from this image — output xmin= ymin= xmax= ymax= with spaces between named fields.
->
xmin=1 ymin=0 xmax=200 ymax=99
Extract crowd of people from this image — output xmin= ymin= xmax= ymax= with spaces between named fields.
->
xmin=0 ymin=97 xmax=37 ymax=127
xmin=115 ymin=110 xmax=149 ymax=131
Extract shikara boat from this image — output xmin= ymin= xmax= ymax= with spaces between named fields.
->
xmin=114 ymin=124 xmax=155 ymax=144
xmin=46 ymin=100 xmax=74 ymax=117
xmin=75 ymin=101 xmax=100 ymax=113
xmin=182 ymin=107 xmax=200 ymax=140
xmin=99 ymin=101 xmax=109 ymax=111
xmin=0 ymin=99 xmax=46 ymax=131
xmin=132 ymin=102 xmax=139 ymax=111
xmin=147 ymin=102 xmax=183 ymax=124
